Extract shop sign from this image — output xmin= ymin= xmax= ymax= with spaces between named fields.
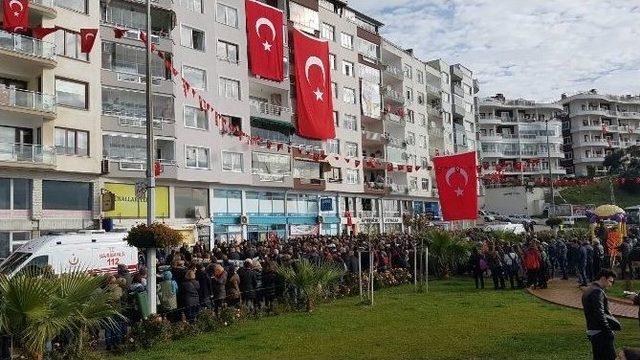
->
xmin=290 ymin=224 xmax=319 ymax=236
xmin=360 ymin=218 xmax=380 ymax=224
xmin=103 ymin=183 xmax=170 ymax=219
xmin=384 ymin=217 xmax=402 ymax=223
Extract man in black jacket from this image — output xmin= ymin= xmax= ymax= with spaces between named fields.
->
xmin=238 ymin=259 xmax=258 ymax=308
xmin=582 ymin=269 xmax=619 ymax=360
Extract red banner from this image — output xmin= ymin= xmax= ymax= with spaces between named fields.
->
xmin=245 ymin=0 xmax=284 ymax=81
xmin=433 ymin=151 xmax=478 ymax=221
xmin=80 ymin=28 xmax=98 ymax=53
xmin=292 ymin=29 xmax=335 ymax=140
xmin=3 ymin=0 xmax=29 ymax=33
xmin=31 ymin=27 xmax=58 ymax=40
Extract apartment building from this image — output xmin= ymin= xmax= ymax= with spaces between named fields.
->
xmin=560 ymin=90 xmax=640 ymax=177
xmin=478 ymin=94 xmax=566 ymax=180
xmin=0 ymin=0 xmax=478 ymax=256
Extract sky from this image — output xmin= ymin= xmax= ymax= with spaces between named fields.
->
xmin=353 ymin=0 xmax=640 ymax=102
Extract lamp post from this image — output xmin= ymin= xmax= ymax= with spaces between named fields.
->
xmin=546 ymin=118 xmax=555 ymax=217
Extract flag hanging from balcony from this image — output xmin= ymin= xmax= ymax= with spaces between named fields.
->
xmin=3 ymin=0 xmax=29 ymax=33
xmin=80 ymin=28 xmax=98 ymax=53
xmin=31 ymin=27 xmax=59 ymax=40
xmin=292 ymin=28 xmax=335 ymax=140
xmin=245 ymin=0 xmax=284 ymax=81
xmin=433 ymin=151 xmax=478 ymax=221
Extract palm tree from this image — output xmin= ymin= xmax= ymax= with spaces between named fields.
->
xmin=426 ymin=229 xmax=471 ymax=279
xmin=278 ymin=259 xmax=344 ymax=312
xmin=0 ymin=270 xmax=122 ymax=359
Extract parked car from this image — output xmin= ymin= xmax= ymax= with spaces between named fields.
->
xmin=508 ymin=214 xmax=537 ymax=226
xmin=484 ymin=223 xmax=526 ymax=235
xmin=494 ymin=214 xmax=512 ymax=223
xmin=478 ymin=210 xmax=496 ymax=222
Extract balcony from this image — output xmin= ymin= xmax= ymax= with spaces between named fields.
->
xmin=0 ymin=86 xmax=56 ymax=119
xmin=382 ymin=88 xmax=405 ymax=104
xmin=0 ymin=29 xmax=56 ymax=69
xmin=0 ymin=143 xmax=56 ymax=168
xmin=362 ymin=130 xmax=386 ymax=144
xmin=293 ymin=178 xmax=326 ymax=191
xmin=29 ymin=0 xmax=57 ymax=18
xmin=452 ymin=84 xmax=464 ymax=97
xmin=249 ymin=100 xmax=292 ymax=123
xmin=426 ymin=82 xmax=441 ymax=95
xmin=426 ymin=105 xmax=441 ymax=117
xmin=383 ymin=113 xmax=405 ymax=127
xmin=575 ymin=123 xmax=604 ymax=131
xmin=382 ymin=64 xmax=403 ymax=81
xmin=364 ymin=182 xmax=391 ymax=196
xmin=574 ymin=155 xmax=606 ymax=164
xmin=579 ymin=139 xmax=608 ymax=147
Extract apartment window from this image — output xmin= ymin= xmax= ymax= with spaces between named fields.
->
xmin=321 ymin=23 xmax=335 ymax=41
xmin=216 ymin=3 xmax=238 ymax=28
xmin=181 ymin=0 xmax=203 ymax=13
xmin=219 ymin=77 xmax=241 ymax=100
xmin=329 ymin=54 xmax=336 ymax=70
xmin=343 ymin=87 xmax=356 ymax=104
xmin=406 ymin=110 xmax=414 ymax=123
xmin=252 ymin=152 xmax=291 ymax=175
xmin=175 ymin=187 xmax=209 ymax=218
xmin=342 ymin=61 xmax=354 ymax=77
xmin=54 ymin=28 xmax=88 ymax=61
xmin=213 ymin=190 xmax=242 ymax=214
xmin=333 ymin=111 xmax=339 ymax=127
xmin=419 ymin=113 xmax=426 ymax=126
xmin=409 ymin=177 xmax=418 ymax=190
xmin=342 ymin=114 xmax=357 ymax=131
xmin=421 ymin=178 xmax=429 ymax=190
xmin=417 ymin=70 xmax=424 ymax=84
xmin=344 ymin=169 xmax=359 ymax=184
xmin=327 ymin=167 xmax=342 ymax=182
xmin=326 ymin=139 xmax=340 ymax=154
xmin=357 ymin=38 xmax=378 ymax=60
xmin=54 ymin=128 xmax=88 ymax=156
xmin=417 ymin=92 xmax=425 ymax=105
xmin=184 ymin=106 xmax=208 ymax=130
xmin=183 ymin=65 xmax=207 ymax=90
xmin=186 ymin=146 xmax=209 ymax=169
xmin=216 ymin=40 xmax=239 ymax=63
xmin=42 ymin=180 xmax=91 ymax=210
xmin=345 ymin=142 xmax=358 ymax=157
xmin=419 ymin=134 xmax=427 ymax=148
xmin=441 ymin=72 xmax=449 ymax=84
xmin=222 ymin=151 xmax=243 ymax=172
xmin=403 ymin=64 xmax=412 ymax=79
xmin=340 ymin=33 xmax=353 ymax=49
xmin=421 ymin=157 xmax=429 ymax=168
xmin=442 ymin=92 xmax=451 ymax=103
xmin=288 ymin=2 xmax=320 ymax=33
xmin=331 ymin=82 xmax=338 ymax=99
xmin=407 ymin=132 xmax=415 ymax=145
xmin=55 ymin=0 xmax=87 ymax=14
xmin=0 ymin=178 xmax=31 ymax=210
xmin=55 ymin=78 xmax=88 ymax=109
xmin=181 ymin=25 xmax=205 ymax=51
xmin=405 ymin=87 xmax=413 ymax=101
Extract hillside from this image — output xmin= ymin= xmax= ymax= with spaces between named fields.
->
xmin=558 ymin=181 xmax=640 ymax=208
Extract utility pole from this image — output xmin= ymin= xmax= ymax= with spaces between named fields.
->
xmin=546 ymin=119 xmax=555 ymax=217
xmin=145 ymin=0 xmax=157 ymax=315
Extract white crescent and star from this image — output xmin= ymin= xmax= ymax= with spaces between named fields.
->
xmin=85 ymin=33 xmax=95 ymax=41
xmin=445 ymin=166 xmax=469 ymax=197
xmin=256 ymin=17 xmax=276 ymax=52
xmin=9 ymin=0 xmax=23 ymax=17
xmin=305 ymin=56 xmax=326 ymax=102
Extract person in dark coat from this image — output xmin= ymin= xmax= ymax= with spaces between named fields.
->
xmin=211 ymin=264 xmax=227 ymax=312
xmin=179 ymin=270 xmax=200 ymax=323
xmin=582 ymin=269 xmax=618 ymax=360
xmin=261 ymin=261 xmax=279 ymax=311
xmin=238 ymin=259 xmax=258 ymax=308
xmin=196 ymin=264 xmax=212 ymax=308
xmin=469 ymin=247 xmax=486 ymax=289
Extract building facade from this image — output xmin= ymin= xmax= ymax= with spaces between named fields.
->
xmin=0 ymin=0 xmax=479 ymax=257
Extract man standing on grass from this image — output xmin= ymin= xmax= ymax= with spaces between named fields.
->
xmin=582 ymin=269 xmax=620 ymax=360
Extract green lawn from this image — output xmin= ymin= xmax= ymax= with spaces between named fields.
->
xmin=120 ymin=279 xmax=640 ymax=360
xmin=559 ymin=182 xmax=640 ymax=208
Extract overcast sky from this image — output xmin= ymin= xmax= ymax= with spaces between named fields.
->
xmin=353 ymin=0 xmax=640 ymax=102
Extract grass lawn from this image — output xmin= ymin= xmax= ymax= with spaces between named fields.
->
xmin=559 ymin=181 xmax=640 ymax=208
xmin=120 ymin=279 xmax=640 ymax=360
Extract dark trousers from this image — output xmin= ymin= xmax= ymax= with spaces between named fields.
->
xmin=592 ymin=257 xmax=602 ymax=282
xmin=491 ymin=267 xmax=505 ymax=290
xmin=527 ymin=269 xmax=538 ymax=287
xmin=473 ymin=271 xmax=484 ymax=289
xmin=578 ymin=263 xmax=589 ymax=286
xmin=588 ymin=331 xmax=616 ymax=360
xmin=621 ymin=258 xmax=633 ymax=280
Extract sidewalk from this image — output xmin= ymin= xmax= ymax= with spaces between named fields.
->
xmin=528 ymin=278 xmax=639 ymax=319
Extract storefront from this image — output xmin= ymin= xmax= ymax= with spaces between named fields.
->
xmin=360 ymin=217 xmax=381 ymax=235
xmin=103 ymin=183 xmax=170 ymax=219
xmin=383 ymin=217 xmax=403 ymax=234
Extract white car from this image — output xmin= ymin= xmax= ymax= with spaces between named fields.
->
xmin=478 ymin=210 xmax=496 ymax=222
xmin=484 ymin=223 xmax=526 ymax=235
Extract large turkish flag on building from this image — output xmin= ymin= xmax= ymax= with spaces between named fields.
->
xmin=292 ymin=29 xmax=335 ymax=140
xmin=3 ymin=0 xmax=29 ymax=33
xmin=433 ymin=151 xmax=478 ymax=221
xmin=245 ymin=0 xmax=284 ymax=81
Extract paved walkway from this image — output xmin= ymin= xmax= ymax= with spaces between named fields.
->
xmin=528 ymin=278 xmax=639 ymax=319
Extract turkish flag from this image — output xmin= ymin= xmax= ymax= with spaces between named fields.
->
xmin=3 ymin=0 xmax=29 ymax=33
xmin=433 ymin=151 xmax=478 ymax=221
xmin=31 ymin=27 xmax=58 ymax=40
xmin=245 ymin=0 xmax=284 ymax=81
xmin=292 ymin=29 xmax=335 ymax=140
xmin=80 ymin=28 xmax=98 ymax=53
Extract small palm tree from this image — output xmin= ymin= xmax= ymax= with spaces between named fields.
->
xmin=426 ymin=229 xmax=471 ymax=279
xmin=278 ymin=259 xmax=344 ymax=312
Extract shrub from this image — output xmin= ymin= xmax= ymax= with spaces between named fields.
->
xmin=195 ymin=309 xmax=218 ymax=333
xmin=125 ymin=315 xmax=171 ymax=350
xmin=125 ymin=223 xmax=183 ymax=249
xmin=277 ymin=259 xmax=344 ymax=312
xmin=546 ymin=217 xmax=563 ymax=228
xmin=170 ymin=321 xmax=199 ymax=340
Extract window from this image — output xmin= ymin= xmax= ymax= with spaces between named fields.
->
xmin=407 ymin=132 xmax=415 ymax=145
xmin=42 ymin=180 xmax=91 ymax=210
xmin=184 ymin=106 xmax=208 ymax=130
xmin=175 ymin=187 xmax=209 ymax=218
xmin=417 ymin=70 xmax=424 ymax=84
xmin=333 ymin=111 xmax=339 ymax=127
xmin=0 ymin=178 xmax=31 ymax=210
xmin=101 ymin=42 xmax=169 ymax=79
xmin=288 ymin=2 xmax=320 ymax=32
xmin=55 ymin=0 xmax=87 ymax=14
xmin=186 ymin=146 xmax=209 ymax=169
xmin=222 ymin=151 xmax=243 ymax=172
xmin=181 ymin=25 xmax=205 ymax=51
xmin=181 ymin=0 xmax=203 ymax=13
xmin=252 ymin=152 xmax=290 ymax=176
xmin=326 ymin=139 xmax=340 ymax=154
xmin=216 ymin=3 xmax=238 ymax=28
xmin=405 ymin=87 xmax=413 ymax=102
xmin=343 ymin=87 xmax=356 ymax=104
xmin=327 ymin=167 xmax=342 ymax=182
xmin=357 ymin=38 xmax=378 ymax=60
xmin=409 ymin=177 xmax=418 ymax=190
xmin=403 ymin=64 xmax=412 ymax=79
xmin=183 ymin=66 xmax=206 ymax=90
xmin=216 ymin=40 xmax=239 ymax=63
xmin=331 ymin=82 xmax=338 ymax=99
xmin=340 ymin=33 xmax=353 ymax=49
xmin=342 ymin=114 xmax=357 ymax=131
xmin=345 ymin=169 xmax=359 ymax=184
xmin=419 ymin=134 xmax=427 ymax=148
xmin=406 ymin=110 xmax=414 ymax=123
xmin=219 ymin=77 xmax=241 ymax=100
xmin=55 ymin=78 xmax=88 ymax=109
xmin=421 ymin=157 xmax=429 ymax=168
xmin=417 ymin=92 xmax=425 ymax=105
xmin=329 ymin=54 xmax=336 ymax=70
xmin=419 ymin=113 xmax=426 ymax=126
xmin=54 ymin=128 xmax=88 ymax=156
xmin=213 ymin=190 xmax=242 ymax=214
xmin=319 ymin=0 xmax=335 ymax=12
xmin=342 ymin=61 xmax=354 ymax=77
xmin=345 ymin=142 xmax=358 ymax=157
xmin=54 ymin=28 xmax=88 ymax=61
xmin=293 ymin=160 xmax=321 ymax=179
xmin=321 ymin=23 xmax=335 ymax=41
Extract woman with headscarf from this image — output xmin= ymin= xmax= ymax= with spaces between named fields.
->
xmin=158 ymin=270 xmax=178 ymax=319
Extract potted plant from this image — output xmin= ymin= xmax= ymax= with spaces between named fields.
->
xmin=125 ymin=223 xmax=183 ymax=249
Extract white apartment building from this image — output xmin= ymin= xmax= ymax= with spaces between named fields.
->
xmin=0 ymin=0 xmax=478 ymax=256
xmin=478 ymin=94 xmax=566 ymax=180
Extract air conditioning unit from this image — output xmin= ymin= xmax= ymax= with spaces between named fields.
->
xmin=240 ymin=215 xmax=249 ymax=225
xmin=317 ymin=215 xmax=325 ymax=224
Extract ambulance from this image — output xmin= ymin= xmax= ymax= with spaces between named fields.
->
xmin=0 ymin=230 xmax=138 ymax=278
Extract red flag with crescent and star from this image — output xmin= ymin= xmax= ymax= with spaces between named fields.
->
xmin=3 ymin=0 xmax=29 ymax=33
xmin=245 ymin=0 xmax=284 ymax=81
xmin=433 ymin=151 xmax=478 ymax=221
xmin=80 ymin=28 xmax=98 ymax=53
xmin=292 ymin=28 xmax=335 ymax=140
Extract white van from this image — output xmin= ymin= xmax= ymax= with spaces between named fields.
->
xmin=0 ymin=230 xmax=138 ymax=278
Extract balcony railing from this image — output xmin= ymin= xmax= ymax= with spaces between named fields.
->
xmin=382 ymin=88 xmax=404 ymax=104
xmin=249 ymin=100 xmax=292 ymax=118
xmin=362 ymin=130 xmax=385 ymax=142
xmin=0 ymin=28 xmax=56 ymax=60
xmin=102 ymin=106 xmax=174 ymax=124
xmin=0 ymin=86 xmax=56 ymax=114
xmin=0 ymin=143 xmax=56 ymax=165
xmin=382 ymin=64 xmax=403 ymax=79
xmin=31 ymin=0 xmax=54 ymax=8
xmin=426 ymin=83 xmax=440 ymax=94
